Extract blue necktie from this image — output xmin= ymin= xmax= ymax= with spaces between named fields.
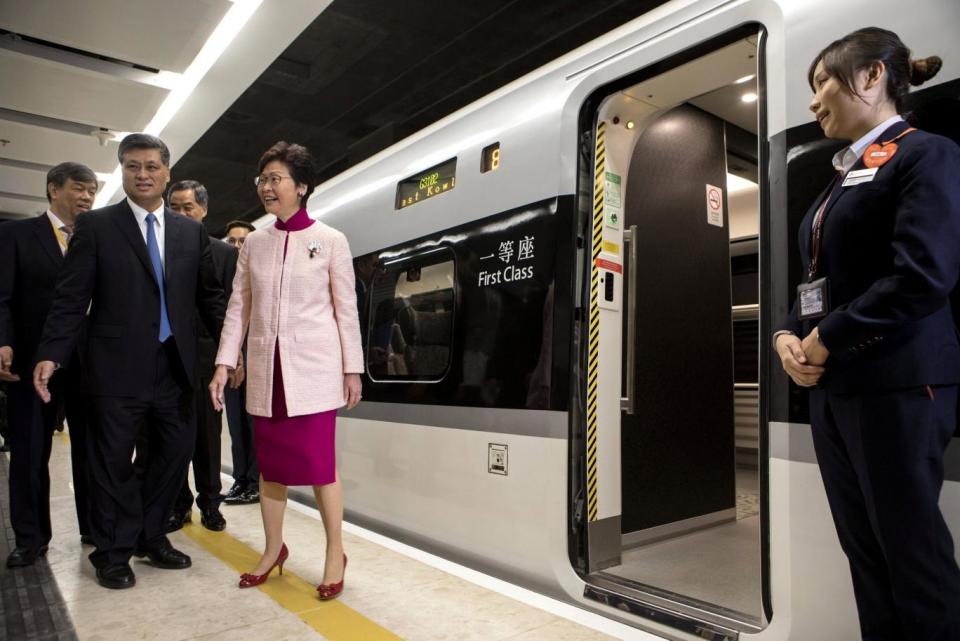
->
xmin=145 ymin=213 xmax=172 ymax=342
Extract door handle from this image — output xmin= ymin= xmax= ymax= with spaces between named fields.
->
xmin=620 ymin=225 xmax=637 ymax=414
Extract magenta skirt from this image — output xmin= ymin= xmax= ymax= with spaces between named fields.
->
xmin=253 ymin=345 xmax=337 ymax=486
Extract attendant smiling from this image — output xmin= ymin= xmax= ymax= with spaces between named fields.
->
xmin=774 ymin=28 xmax=960 ymax=641
xmin=210 ymin=142 xmax=362 ymax=599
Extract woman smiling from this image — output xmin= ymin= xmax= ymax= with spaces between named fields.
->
xmin=775 ymin=28 xmax=960 ymax=641
xmin=211 ymin=141 xmax=363 ymax=599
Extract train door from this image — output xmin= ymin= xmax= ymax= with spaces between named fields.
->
xmin=576 ymin=26 xmax=766 ymax=638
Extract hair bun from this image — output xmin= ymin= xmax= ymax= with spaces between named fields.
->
xmin=910 ymin=56 xmax=943 ymax=86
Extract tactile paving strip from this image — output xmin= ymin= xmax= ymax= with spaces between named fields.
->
xmin=0 ymin=453 xmax=78 ymax=641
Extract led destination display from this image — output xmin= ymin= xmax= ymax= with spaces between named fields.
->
xmin=396 ymin=157 xmax=457 ymax=209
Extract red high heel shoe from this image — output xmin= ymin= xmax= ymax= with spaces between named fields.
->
xmin=238 ymin=543 xmax=288 ymax=588
xmin=317 ymin=554 xmax=347 ymax=600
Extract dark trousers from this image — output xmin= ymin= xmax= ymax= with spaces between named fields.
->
xmin=6 ymin=377 xmax=56 ymax=549
xmin=87 ymin=344 xmax=195 ymax=567
xmin=0 ymin=384 xmax=9 ymax=445
xmin=7 ymin=361 xmax=89 ymax=548
xmin=174 ymin=366 xmax=222 ymax=513
xmin=225 ymin=382 xmax=257 ymax=488
xmin=60 ymin=363 xmax=92 ymax=537
xmin=810 ymin=386 xmax=960 ymax=641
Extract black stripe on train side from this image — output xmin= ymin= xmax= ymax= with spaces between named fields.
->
xmin=350 ymin=194 xmax=577 ymax=412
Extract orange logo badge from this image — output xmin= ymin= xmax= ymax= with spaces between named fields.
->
xmin=863 ymin=142 xmax=898 ymax=169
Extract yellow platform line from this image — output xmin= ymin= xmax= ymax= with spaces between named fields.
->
xmin=181 ymin=519 xmax=403 ymax=641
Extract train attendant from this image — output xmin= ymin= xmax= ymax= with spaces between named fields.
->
xmin=210 ymin=141 xmax=363 ymax=598
xmin=774 ymin=27 xmax=960 ymax=641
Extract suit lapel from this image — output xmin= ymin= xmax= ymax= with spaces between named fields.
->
xmin=32 ymin=214 xmax=64 ymax=269
xmin=163 ymin=209 xmax=182 ymax=283
xmin=111 ymin=200 xmax=159 ymax=286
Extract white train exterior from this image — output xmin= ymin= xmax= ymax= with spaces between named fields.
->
xmin=261 ymin=1 xmax=960 ymax=639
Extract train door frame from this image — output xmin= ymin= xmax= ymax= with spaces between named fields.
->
xmin=567 ymin=22 xmax=772 ymax=639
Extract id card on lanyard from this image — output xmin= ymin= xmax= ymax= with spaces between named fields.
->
xmin=798 ymin=174 xmax=840 ymax=321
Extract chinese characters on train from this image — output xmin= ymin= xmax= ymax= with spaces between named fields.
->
xmin=478 ymin=235 xmax=535 ymax=286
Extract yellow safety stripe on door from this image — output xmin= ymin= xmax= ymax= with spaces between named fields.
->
xmin=586 ymin=120 xmax=605 ymax=523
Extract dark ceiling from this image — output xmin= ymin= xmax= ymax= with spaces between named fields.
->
xmin=174 ymin=0 xmax=668 ymax=235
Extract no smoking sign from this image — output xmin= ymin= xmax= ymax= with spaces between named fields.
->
xmin=705 ymin=184 xmax=724 ymax=228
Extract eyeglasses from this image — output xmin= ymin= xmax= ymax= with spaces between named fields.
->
xmin=254 ymin=173 xmax=293 ymax=188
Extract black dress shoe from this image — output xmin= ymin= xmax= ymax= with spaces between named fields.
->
xmin=96 ymin=563 xmax=136 ymax=589
xmin=164 ymin=509 xmax=191 ymax=533
xmin=141 ymin=541 xmax=191 ymax=569
xmin=80 ymin=535 xmax=95 ymax=546
xmin=222 ymin=482 xmax=246 ymax=504
xmin=237 ymin=488 xmax=260 ymax=505
xmin=200 ymin=507 xmax=226 ymax=531
xmin=6 ymin=545 xmax=48 ymax=568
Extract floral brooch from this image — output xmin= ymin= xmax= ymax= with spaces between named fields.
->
xmin=307 ymin=240 xmax=322 ymax=259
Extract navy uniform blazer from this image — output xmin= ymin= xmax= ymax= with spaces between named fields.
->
xmin=781 ymin=120 xmax=960 ymax=393
xmin=35 ymin=200 xmax=225 ymax=398
xmin=0 ymin=214 xmax=77 ymax=377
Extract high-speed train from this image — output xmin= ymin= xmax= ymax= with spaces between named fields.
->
xmin=266 ymin=0 xmax=960 ymax=639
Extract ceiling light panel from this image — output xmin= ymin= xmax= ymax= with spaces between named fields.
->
xmin=0 ymin=164 xmax=50 ymax=204
xmin=0 ymin=119 xmax=117 ymax=169
xmin=0 ymin=50 xmax=166 ymax=132
xmin=0 ymin=0 xmax=233 ymax=73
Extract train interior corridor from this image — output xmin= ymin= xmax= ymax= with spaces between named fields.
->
xmin=583 ymin=29 xmax=765 ymax=631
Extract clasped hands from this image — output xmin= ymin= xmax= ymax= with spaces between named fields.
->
xmin=775 ymin=328 xmax=830 ymax=387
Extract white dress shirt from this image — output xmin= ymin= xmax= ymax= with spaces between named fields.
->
xmin=831 ymin=114 xmax=904 ymax=173
xmin=127 ymin=197 xmax=166 ymax=266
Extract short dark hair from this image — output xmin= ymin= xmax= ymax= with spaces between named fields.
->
xmin=809 ymin=27 xmax=942 ymax=112
xmin=167 ymin=180 xmax=209 ymax=208
xmin=118 ymin=133 xmax=171 ymax=167
xmin=257 ymin=141 xmax=317 ymax=208
xmin=226 ymin=219 xmax=256 ymax=233
xmin=46 ymin=161 xmax=97 ymax=203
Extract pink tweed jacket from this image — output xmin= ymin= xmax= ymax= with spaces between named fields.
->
xmin=215 ymin=221 xmax=364 ymax=417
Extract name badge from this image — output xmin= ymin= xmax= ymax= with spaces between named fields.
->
xmin=842 ymin=167 xmax=878 ymax=187
xmin=797 ymin=277 xmax=830 ymax=320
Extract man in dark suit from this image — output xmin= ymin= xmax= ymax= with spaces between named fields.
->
xmin=0 ymin=162 xmax=98 ymax=567
xmin=165 ymin=180 xmax=235 ymax=532
xmin=221 ymin=220 xmax=259 ymax=505
xmin=33 ymin=134 xmax=225 ymax=589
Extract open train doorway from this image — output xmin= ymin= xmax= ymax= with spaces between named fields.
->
xmin=576 ymin=26 xmax=765 ymax=636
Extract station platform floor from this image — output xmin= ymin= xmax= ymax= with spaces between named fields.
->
xmin=1 ymin=428 xmax=664 ymax=641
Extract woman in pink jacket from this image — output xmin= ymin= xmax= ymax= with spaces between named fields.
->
xmin=210 ymin=141 xmax=363 ymax=599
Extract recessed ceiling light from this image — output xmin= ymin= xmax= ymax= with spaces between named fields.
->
xmin=626 ymin=121 xmax=635 ymax=129
xmin=735 ymin=74 xmax=755 ymax=84
xmin=741 ymin=92 xmax=758 ymax=103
